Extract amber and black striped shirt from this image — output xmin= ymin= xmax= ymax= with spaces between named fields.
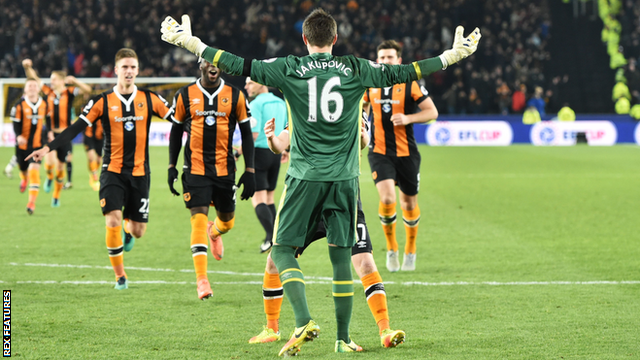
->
xmin=172 ymin=79 xmax=251 ymax=177
xmin=79 ymin=86 xmax=172 ymax=176
xmin=363 ymin=81 xmax=429 ymax=157
xmin=11 ymin=97 xmax=48 ymax=150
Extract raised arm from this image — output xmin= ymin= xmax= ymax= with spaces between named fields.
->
xmin=160 ymin=15 xmax=250 ymax=77
xmin=265 ymin=118 xmax=289 ymax=154
xmin=359 ymin=26 xmax=481 ymax=88
xmin=22 ymin=59 xmax=42 ymax=88
xmin=65 ymin=76 xmax=92 ymax=95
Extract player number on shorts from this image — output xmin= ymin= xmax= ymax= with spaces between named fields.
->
xmin=307 ymin=76 xmax=343 ymax=123
xmin=357 ymin=223 xmax=366 ymax=241
xmin=139 ymin=198 xmax=150 ymax=214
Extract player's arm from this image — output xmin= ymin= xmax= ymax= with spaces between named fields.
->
xmin=11 ymin=104 xmax=26 ymax=146
xmin=167 ymin=91 xmax=186 ymax=196
xmin=265 ymin=118 xmax=289 ymax=154
xmin=65 ymin=76 xmax=92 ymax=95
xmin=360 ymin=26 xmax=481 ymax=88
xmin=26 ymin=119 xmax=88 ymax=161
xmin=391 ymin=98 xmax=438 ymax=126
xmin=161 ymin=15 xmax=252 ymax=77
xmin=28 ymin=95 xmax=102 ymax=161
xmin=21 ymin=59 xmax=42 ymax=88
xmin=360 ymin=113 xmax=370 ymax=150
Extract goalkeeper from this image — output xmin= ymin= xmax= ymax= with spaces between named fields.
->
xmin=161 ymin=8 xmax=480 ymax=356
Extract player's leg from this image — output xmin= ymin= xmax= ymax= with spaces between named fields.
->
xmin=43 ymin=151 xmax=56 ymax=193
xmin=272 ymin=177 xmax=322 ymax=356
xmin=249 ymin=253 xmax=283 ymax=343
xmin=16 ymin=150 xmax=28 ymax=193
xmin=369 ymin=152 xmax=400 ymax=272
xmin=397 ymin=154 xmax=421 ymax=271
xmin=252 ymin=189 xmax=272 ymax=252
xmin=205 ymin=174 xmax=237 ymax=261
xmin=26 ymin=161 xmax=41 ymax=215
xmin=121 ymin=174 xmax=151 ymax=253
xmin=190 ymin=206 xmax=212 ymax=300
xmin=182 ymin=172 xmax=215 ymax=299
xmin=51 ymin=145 xmax=67 ymax=207
xmin=263 ymin=152 xmax=281 ymax=252
xmin=250 ymin=220 xmax=327 ymax=344
xmin=100 ymin=172 xmax=128 ymax=289
xmin=324 ymin=178 xmax=361 ymax=352
xmin=4 ymin=154 xmax=17 ymax=178
xmin=64 ymin=147 xmax=73 ymax=189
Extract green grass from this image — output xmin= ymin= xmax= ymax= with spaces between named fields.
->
xmin=1 ymin=145 xmax=639 ymax=359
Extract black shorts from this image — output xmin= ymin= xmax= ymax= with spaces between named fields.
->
xmin=84 ymin=135 xmax=104 ymax=157
xmin=181 ymin=172 xmax=236 ymax=213
xmin=15 ymin=148 xmax=41 ymax=172
xmin=99 ymin=171 xmax=150 ymax=222
xmin=255 ymin=148 xmax=281 ymax=191
xmin=52 ymin=133 xmax=72 ymax=163
xmin=294 ymin=196 xmax=372 ymax=257
xmin=368 ymin=151 xmax=421 ymax=196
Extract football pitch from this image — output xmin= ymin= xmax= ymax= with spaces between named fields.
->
xmin=1 ymin=145 xmax=639 ymax=359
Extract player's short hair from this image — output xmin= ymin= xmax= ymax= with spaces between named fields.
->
xmin=302 ymin=8 xmax=337 ymax=48
xmin=377 ymin=40 xmax=402 ymax=58
xmin=24 ymin=77 xmax=38 ymax=84
xmin=115 ymin=48 xmax=138 ymax=64
xmin=51 ymin=70 xmax=67 ymax=78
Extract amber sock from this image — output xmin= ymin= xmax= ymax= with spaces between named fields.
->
xmin=262 ymin=271 xmax=283 ymax=332
xmin=361 ymin=271 xmax=389 ymax=334
xmin=403 ymin=206 xmax=421 ymax=254
xmin=106 ymin=225 xmax=126 ymax=279
xmin=379 ymin=202 xmax=398 ymax=251
xmin=190 ymin=213 xmax=209 ymax=279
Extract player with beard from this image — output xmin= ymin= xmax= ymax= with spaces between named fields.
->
xmin=168 ymin=59 xmax=255 ymax=300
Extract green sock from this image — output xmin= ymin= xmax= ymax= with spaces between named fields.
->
xmin=271 ymin=245 xmax=312 ymax=328
xmin=329 ymin=246 xmax=353 ymax=342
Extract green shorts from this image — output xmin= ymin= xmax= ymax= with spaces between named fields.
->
xmin=274 ymin=175 xmax=358 ymax=249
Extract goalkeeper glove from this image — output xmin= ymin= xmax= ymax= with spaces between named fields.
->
xmin=439 ymin=26 xmax=481 ymax=69
xmin=237 ymin=171 xmax=255 ymax=201
xmin=160 ymin=15 xmax=208 ymax=57
xmin=168 ymin=166 xmax=180 ymax=196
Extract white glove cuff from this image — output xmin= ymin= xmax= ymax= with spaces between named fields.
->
xmin=194 ymin=42 xmax=208 ymax=58
xmin=438 ymin=54 xmax=449 ymax=70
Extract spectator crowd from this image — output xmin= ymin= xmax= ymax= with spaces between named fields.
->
xmin=0 ymin=0 xmax=575 ymax=115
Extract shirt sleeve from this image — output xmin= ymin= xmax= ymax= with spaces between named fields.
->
xmin=250 ymin=57 xmax=288 ymax=89
xmin=171 ymin=90 xmax=186 ymax=124
xmin=10 ymin=103 xmax=20 ymax=123
xmin=79 ymin=95 xmax=104 ymax=127
xmin=356 ymin=57 xmax=419 ymax=89
xmin=150 ymin=91 xmax=173 ymax=120
xmin=411 ymin=81 xmax=430 ymax=104
xmin=236 ymin=91 xmax=251 ymax=124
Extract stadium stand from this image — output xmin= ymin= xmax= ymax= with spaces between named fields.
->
xmin=0 ymin=0 xmax=630 ymax=114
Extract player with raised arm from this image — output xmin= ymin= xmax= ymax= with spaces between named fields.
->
xmin=22 ymin=59 xmax=92 ymax=204
xmin=167 ymin=59 xmax=255 ymax=300
xmin=248 ymin=113 xmax=405 ymax=349
xmin=27 ymin=48 xmax=173 ymax=290
xmin=11 ymin=78 xmax=48 ymax=214
xmin=363 ymin=40 xmax=439 ymax=272
xmin=244 ymin=77 xmax=287 ymax=253
xmin=161 ymin=9 xmax=479 ymax=356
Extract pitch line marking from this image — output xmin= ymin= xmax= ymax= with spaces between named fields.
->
xmin=8 ymin=263 xmax=640 ymax=286
xmin=8 ymin=262 xmax=333 ymax=280
xmin=4 ymin=280 xmax=640 ymax=286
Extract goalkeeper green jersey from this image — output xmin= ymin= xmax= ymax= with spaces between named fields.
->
xmin=249 ymin=52 xmax=420 ymax=181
